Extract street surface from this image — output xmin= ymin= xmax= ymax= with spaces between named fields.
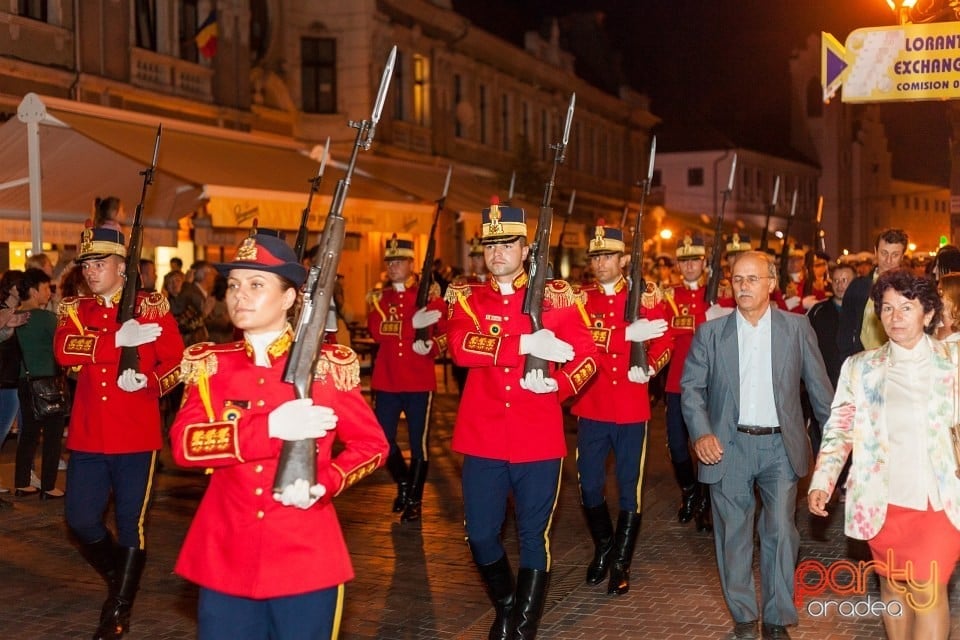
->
xmin=1 ymin=366 xmax=957 ymax=639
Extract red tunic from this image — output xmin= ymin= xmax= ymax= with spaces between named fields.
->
xmin=54 ymin=292 xmax=183 ymax=454
xmin=662 ymin=281 xmax=708 ymax=394
xmin=170 ymin=336 xmax=388 ymax=599
xmin=366 ymin=278 xmax=447 ymax=393
xmin=570 ymin=278 xmax=673 ymax=425
xmin=446 ymin=275 xmax=597 ymax=463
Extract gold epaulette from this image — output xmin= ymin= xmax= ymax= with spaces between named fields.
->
xmin=56 ymin=296 xmax=80 ymax=321
xmin=450 ymin=275 xmax=469 ymax=287
xmin=366 ymin=288 xmax=383 ymax=306
xmin=179 ymin=341 xmax=241 ymax=385
xmin=314 ymin=344 xmax=361 ymax=391
xmin=641 ymin=282 xmax=665 ymax=309
xmin=137 ymin=291 xmax=170 ymax=320
xmin=444 ymin=280 xmax=473 ymax=305
xmin=544 ymin=279 xmax=579 ymax=309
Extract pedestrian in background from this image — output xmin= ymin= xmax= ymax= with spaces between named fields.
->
xmin=810 ymin=268 xmax=960 ymax=640
xmin=170 ymin=231 xmax=388 ymax=640
xmin=681 ymin=250 xmax=834 ymax=640
xmin=13 ymin=268 xmax=65 ymax=500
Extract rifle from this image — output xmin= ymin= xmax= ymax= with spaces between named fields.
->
xmin=759 ymin=175 xmax=780 ymax=252
xmin=522 ymin=92 xmax=575 ymax=379
xmin=625 ymin=135 xmax=656 ymax=371
xmin=619 ymin=204 xmax=630 ymax=230
xmin=293 ymin=136 xmax=330 ymax=262
xmin=415 ymin=165 xmax=452 ymax=342
xmin=704 ymin=153 xmax=738 ymax=306
xmin=779 ymin=188 xmax=799 ymax=294
xmin=274 ymin=45 xmax=397 ymax=493
xmin=552 ymin=190 xmax=575 ymax=278
xmin=116 ymin=124 xmax=162 ymax=377
xmin=813 ymin=195 xmax=825 ymax=253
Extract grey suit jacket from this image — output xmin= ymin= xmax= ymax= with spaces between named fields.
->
xmin=680 ymin=307 xmax=835 ymax=484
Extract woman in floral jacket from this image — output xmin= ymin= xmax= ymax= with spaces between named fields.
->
xmin=809 ymin=269 xmax=960 ymax=640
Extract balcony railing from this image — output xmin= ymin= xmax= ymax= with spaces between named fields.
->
xmin=130 ymin=47 xmax=213 ymax=103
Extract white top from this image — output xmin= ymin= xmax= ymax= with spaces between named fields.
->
xmin=886 ymin=336 xmax=941 ymax=510
xmin=736 ymin=306 xmax=779 ymax=427
xmin=246 ymin=329 xmax=284 ymax=367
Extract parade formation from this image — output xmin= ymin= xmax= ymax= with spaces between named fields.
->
xmin=4 ymin=5 xmax=960 ymax=637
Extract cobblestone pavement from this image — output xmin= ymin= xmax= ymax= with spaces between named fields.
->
xmin=1 ymin=373 xmax=959 ymax=639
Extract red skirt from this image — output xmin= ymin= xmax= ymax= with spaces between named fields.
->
xmin=868 ymin=503 xmax=960 ymax=584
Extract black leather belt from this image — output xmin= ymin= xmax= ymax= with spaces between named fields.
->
xmin=736 ymin=425 xmax=781 ymax=435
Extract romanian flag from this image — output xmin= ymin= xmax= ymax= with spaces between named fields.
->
xmin=195 ymin=10 xmax=218 ymax=59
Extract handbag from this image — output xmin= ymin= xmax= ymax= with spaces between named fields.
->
xmin=16 ymin=330 xmax=71 ymax=420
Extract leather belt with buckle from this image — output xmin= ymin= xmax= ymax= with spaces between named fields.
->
xmin=736 ymin=425 xmax=782 ymax=435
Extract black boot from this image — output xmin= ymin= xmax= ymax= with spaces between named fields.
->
xmin=607 ymin=511 xmax=641 ymax=595
xmin=476 ymin=555 xmax=515 ymax=640
xmin=79 ymin=534 xmax=117 ymax=588
xmin=93 ymin=547 xmax=145 ymax=640
xmin=386 ymin=450 xmax=409 ymax=513
xmin=694 ymin=483 xmax=713 ymax=533
xmin=401 ymin=459 xmax=428 ymax=523
xmin=583 ymin=503 xmax=614 ymax=585
xmin=512 ymin=568 xmax=549 ymax=640
xmin=672 ymin=459 xmax=697 ymax=523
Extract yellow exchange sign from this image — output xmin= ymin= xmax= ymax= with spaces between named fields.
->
xmin=822 ymin=22 xmax=960 ymax=103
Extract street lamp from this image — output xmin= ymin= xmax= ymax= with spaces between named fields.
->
xmin=885 ymin=0 xmax=918 ymax=23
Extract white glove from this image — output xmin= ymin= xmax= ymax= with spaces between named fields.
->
xmin=411 ymin=307 xmax=442 ymax=329
xmin=705 ymin=304 xmax=734 ymax=322
xmin=625 ymin=318 xmax=668 ymax=343
xmin=519 ymin=369 xmax=559 ymax=394
xmin=784 ymin=296 xmax=801 ymax=311
xmin=627 ymin=365 xmax=655 ymax=384
xmin=117 ymin=369 xmax=148 ymax=392
xmin=268 ymin=399 xmax=338 ymax=440
xmin=115 ymin=319 xmax=162 ymax=348
xmin=519 ymin=329 xmax=574 ymax=363
xmin=412 ymin=339 xmax=433 ymax=356
xmin=801 ymin=295 xmax=818 ymax=311
xmin=273 ymin=478 xmax=327 ymax=509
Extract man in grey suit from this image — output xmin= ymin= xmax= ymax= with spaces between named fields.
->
xmin=681 ymin=251 xmax=833 ymax=640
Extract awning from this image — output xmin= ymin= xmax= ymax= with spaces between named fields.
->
xmin=0 ymin=93 xmax=433 ymax=248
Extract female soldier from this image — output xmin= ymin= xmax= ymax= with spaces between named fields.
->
xmin=170 ymin=231 xmax=388 ymax=639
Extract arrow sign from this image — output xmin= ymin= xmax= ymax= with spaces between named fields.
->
xmin=821 ymin=23 xmax=960 ymax=104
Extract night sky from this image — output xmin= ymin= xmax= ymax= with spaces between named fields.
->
xmin=452 ymin=0 xmax=952 ymax=186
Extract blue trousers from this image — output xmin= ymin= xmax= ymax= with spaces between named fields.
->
xmin=462 ymin=455 xmax=562 ymax=571
xmin=576 ymin=417 xmax=647 ymax=513
xmin=665 ymin=392 xmax=692 ymax=465
xmin=198 ymin=585 xmax=343 ymax=640
xmin=374 ymin=391 xmax=432 ymax=461
xmin=65 ymin=451 xmax=156 ymax=548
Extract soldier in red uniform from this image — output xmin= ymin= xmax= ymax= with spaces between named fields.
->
xmin=170 ymin=231 xmax=388 ymax=640
xmin=570 ymin=222 xmax=672 ymax=596
xmin=446 ymin=202 xmax=597 ymax=639
xmin=54 ymin=227 xmax=183 ymax=640
xmin=367 ymin=235 xmax=447 ymax=522
xmin=662 ymin=233 xmax=723 ymax=533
